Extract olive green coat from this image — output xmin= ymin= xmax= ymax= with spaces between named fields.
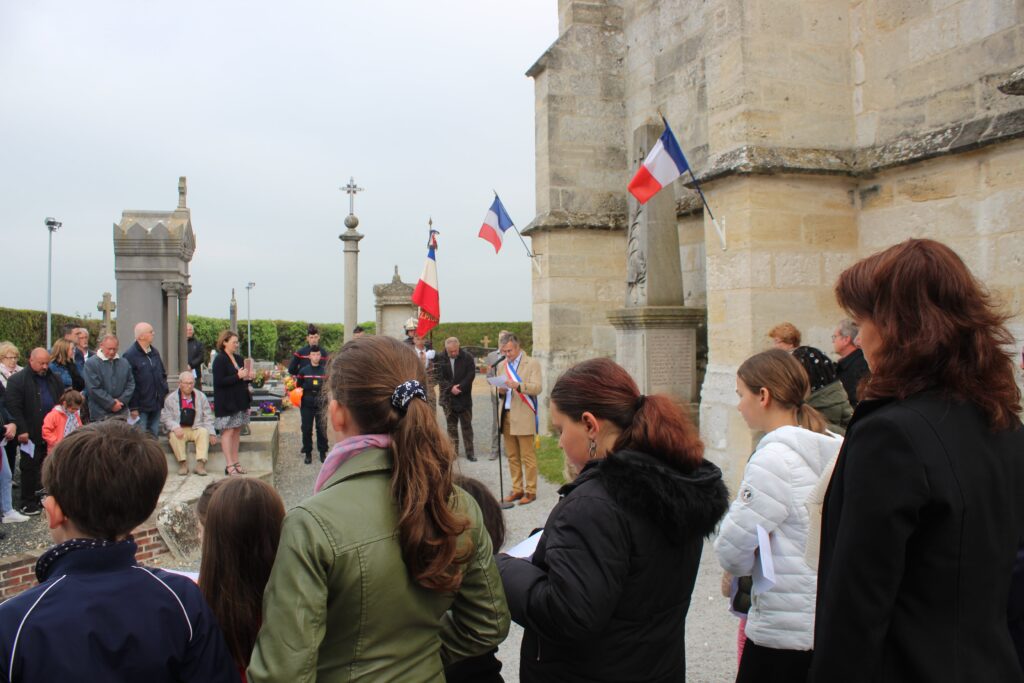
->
xmin=809 ymin=380 xmax=854 ymax=435
xmin=248 ymin=447 xmax=510 ymax=683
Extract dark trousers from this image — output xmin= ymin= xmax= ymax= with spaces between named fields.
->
xmin=19 ymin=441 xmax=47 ymax=509
xmin=300 ymin=404 xmax=327 ymax=455
xmin=444 ymin=405 xmax=474 ymax=458
xmin=735 ymin=639 xmax=812 ymax=683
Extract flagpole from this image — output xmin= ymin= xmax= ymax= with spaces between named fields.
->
xmin=493 ymin=190 xmax=542 ymax=274
xmin=685 ymin=169 xmax=727 ymax=251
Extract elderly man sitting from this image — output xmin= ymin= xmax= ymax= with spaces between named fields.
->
xmin=160 ymin=371 xmax=216 ymax=476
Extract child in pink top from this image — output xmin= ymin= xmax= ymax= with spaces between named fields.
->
xmin=42 ymin=389 xmax=84 ymax=450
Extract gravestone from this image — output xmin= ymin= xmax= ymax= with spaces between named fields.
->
xmin=96 ymin=292 xmax=116 ymax=337
xmin=373 ymin=265 xmax=416 ymax=339
xmin=608 ymin=124 xmax=706 ymax=409
xmin=113 ymin=177 xmax=194 ymax=387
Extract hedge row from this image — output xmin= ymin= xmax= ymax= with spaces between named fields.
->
xmin=0 ymin=307 xmax=531 ymax=364
xmin=0 ymin=307 xmax=103 ymax=355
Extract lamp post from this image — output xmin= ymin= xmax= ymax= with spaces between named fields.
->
xmin=44 ymin=217 xmax=62 ymax=348
xmin=245 ymin=282 xmax=255 ymax=358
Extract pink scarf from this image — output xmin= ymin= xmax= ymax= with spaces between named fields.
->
xmin=314 ymin=434 xmax=391 ymax=493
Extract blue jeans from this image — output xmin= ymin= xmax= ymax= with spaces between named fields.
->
xmin=137 ymin=410 xmax=161 ymax=437
xmin=0 ymin=447 xmax=12 ymax=514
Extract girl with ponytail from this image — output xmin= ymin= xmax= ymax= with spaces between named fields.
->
xmin=249 ymin=336 xmax=509 ymax=682
xmin=714 ymin=348 xmax=842 ymax=682
xmin=497 ymin=357 xmax=729 ymax=682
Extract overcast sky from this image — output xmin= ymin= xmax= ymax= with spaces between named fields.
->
xmin=0 ymin=1 xmax=557 ymax=325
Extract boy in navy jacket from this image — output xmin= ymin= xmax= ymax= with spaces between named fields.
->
xmin=0 ymin=420 xmax=236 ymax=682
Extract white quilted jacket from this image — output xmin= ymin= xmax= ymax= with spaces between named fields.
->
xmin=714 ymin=425 xmax=843 ymax=651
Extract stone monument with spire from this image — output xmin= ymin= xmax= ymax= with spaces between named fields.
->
xmin=339 ymin=177 xmax=364 ymax=344
xmin=113 ymin=177 xmax=194 ymax=387
xmin=373 ymin=266 xmax=416 ymax=339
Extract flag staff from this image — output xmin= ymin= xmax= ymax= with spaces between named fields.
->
xmin=494 ymin=190 xmax=542 ymax=274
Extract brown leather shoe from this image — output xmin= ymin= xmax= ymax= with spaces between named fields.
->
xmin=503 ymin=492 xmax=524 ymax=503
xmin=518 ymin=494 xmax=536 ymax=506
xmin=195 ymin=461 xmax=207 ymax=476
xmin=177 ymin=461 xmax=188 ymax=476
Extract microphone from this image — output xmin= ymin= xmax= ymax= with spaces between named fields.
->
xmin=490 ymin=355 xmax=505 ymax=369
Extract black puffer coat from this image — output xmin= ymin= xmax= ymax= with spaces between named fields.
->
xmin=497 ymin=450 xmax=729 ymax=683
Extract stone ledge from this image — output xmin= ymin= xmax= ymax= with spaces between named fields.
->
xmin=607 ymin=306 xmax=707 ymax=329
xmin=522 ymin=210 xmax=627 ymax=235
xmin=999 ymin=66 xmax=1024 ymax=96
xmin=696 ymin=104 xmax=1024 ymax=185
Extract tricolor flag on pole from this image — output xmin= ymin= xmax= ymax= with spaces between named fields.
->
xmin=627 ymin=117 xmax=690 ymax=204
xmin=478 ymin=195 xmax=515 ymax=253
xmin=411 ymin=229 xmax=440 ymax=337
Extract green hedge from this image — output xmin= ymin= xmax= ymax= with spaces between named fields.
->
xmin=0 ymin=306 xmax=529 ymax=363
xmin=0 ymin=307 xmax=103 ymax=356
xmin=428 ymin=322 xmax=532 ymax=355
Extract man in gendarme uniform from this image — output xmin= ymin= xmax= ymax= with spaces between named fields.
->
xmin=498 ymin=332 xmax=542 ymax=506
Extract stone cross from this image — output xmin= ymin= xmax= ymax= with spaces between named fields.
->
xmin=178 ymin=176 xmax=187 ymax=209
xmin=97 ymin=292 xmax=116 ymax=337
xmin=481 ymin=335 xmax=492 ymax=348
xmin=341 ymin=176 xmax=364 ymax=216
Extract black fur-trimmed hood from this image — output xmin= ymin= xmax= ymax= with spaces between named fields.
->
xmin=569 ymin=450 xmax=729 ymax=543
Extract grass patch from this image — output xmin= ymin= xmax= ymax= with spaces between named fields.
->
xmin=536 ymin=435 xmax=567 ymax=486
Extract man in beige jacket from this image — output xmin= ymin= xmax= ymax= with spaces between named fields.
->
xmin=497 ymin=332 xmax=542 ymax=505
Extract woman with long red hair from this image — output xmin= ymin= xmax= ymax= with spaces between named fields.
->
xmin=810 ymin=239 xmax=1024 ymax=682
xmin=497 ymin=357 xmax=729 ymax=682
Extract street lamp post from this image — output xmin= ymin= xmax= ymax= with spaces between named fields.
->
xmin=45 ymin=217 xmax=62 ymax=348
xmin=245 ymin=282 xmax=255 ymax=358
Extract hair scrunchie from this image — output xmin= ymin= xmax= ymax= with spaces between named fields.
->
xmin=391 ymin=380 xmax=427 ymax=412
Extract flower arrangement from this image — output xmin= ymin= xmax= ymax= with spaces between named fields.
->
xmin=284 ymin=375 xmax=297 ymax=392
xmin=251 ymin=370 xmax=268 ymax=389
xmin=258 ymin=401 xmax=277 ymax=416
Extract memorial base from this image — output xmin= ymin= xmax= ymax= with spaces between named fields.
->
xmin=607 ymin=306 xmax=706 ymax=416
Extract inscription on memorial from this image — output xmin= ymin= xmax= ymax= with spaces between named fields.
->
xmin=645 ymin=328 xmax=696 ymax=400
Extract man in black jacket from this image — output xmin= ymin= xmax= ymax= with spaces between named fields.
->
xmin=122 ymin=322 xmax=169 ymax=437
xmin=295 ymin=347 xmax=328 ymax=464
xmin=4 ymin=348 xmax=64 ymax=515
xmin=833 ymin=318 xmax=870 ymax=406
xmin=288 ymin=324 xmax=328 ymax=377
xmin=186 ymin=323 xmax=205 ymax=391
xmin=437 ymin=337 xmax=476 ymax=461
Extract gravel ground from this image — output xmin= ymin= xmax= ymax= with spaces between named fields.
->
xmin=1 ymin=382 xmax=739 ymax=680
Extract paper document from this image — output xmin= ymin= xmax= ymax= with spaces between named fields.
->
xmin=752 ymin=524 xmax=776 ymax=594
xmin=506 ymin=531 xmax=543 ymax=560
xmin=486 ymin=376 xmax=508 ymax=388
xmin=163 ymin=568 xmax=200 ymax=583
xmin=127 ymin=414 xmax=141 ymax=426
xmin=19 ymin=440 xmax=35 ymax=458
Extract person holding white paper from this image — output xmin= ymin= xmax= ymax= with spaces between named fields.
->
xmin=714 ymin=349 xmax=842 ymax=682
xmin=497 ymin=357 xmax=728 ymax=682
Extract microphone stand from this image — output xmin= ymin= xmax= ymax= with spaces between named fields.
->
xmin=491 ymin=356 xmax=514 ymax=510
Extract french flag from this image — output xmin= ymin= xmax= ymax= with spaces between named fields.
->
xmin=478 ymin=195 xmax=514 ymax=253
xmin=411 ymin=230 xmax=440 ymax=336
xmin=627 ymin=117 xmax=690 ymax=204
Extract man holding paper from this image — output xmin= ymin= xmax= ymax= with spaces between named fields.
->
xmin=497 ymin=333 xmax=542 ymax=505
xmin=4 ymin=348 xmax=65 ymax=516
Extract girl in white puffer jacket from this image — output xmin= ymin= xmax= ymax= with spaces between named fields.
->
xmin=714 ymin=349 xmax=843 ymax=682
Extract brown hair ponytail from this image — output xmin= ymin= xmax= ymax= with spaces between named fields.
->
xmin=550 ymin=357 xmax=704 ymax=470
xmin=324 ymin=336 xmax=470 ymax=593
xmin=738 ymin=349 xmax=830 ymax=434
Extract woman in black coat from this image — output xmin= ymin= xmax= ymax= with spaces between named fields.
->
xmin=212 ymin=330 xmax=253 ymax=476
xmin=497 ymin=357 xmax=729 ymax=683
xmin=810 ymin=238 xmax=1024 ymax=682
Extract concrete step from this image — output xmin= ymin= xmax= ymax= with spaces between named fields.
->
xmin=159 ymin=420 xmax=279 ymax=475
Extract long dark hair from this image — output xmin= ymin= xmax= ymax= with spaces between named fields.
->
xmin=454 ymin=475 xmax=506 ymax=552
xmin=549 ymin=357 xmax=703 ymax=470
xmin=738 ymin=349 xmax=829 ymax=434
xmin=835 ymin=238 xmax=1021 ymax=429
xmin=198 ymin=478 xmax=285 ymax=670
xmin=325 ymin=335 xmax=470 ymax=593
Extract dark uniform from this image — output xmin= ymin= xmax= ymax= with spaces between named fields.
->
xmin=296 ymin=362 xmax=328 ymax=463
xmin=288 ymin=345 xmax=328 ymax=378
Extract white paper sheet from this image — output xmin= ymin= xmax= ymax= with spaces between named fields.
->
xmin=506 ymin=531 xmax=543 ymax=559
xmin=752 ymin=524 xmax=776 ymax=594
xmin=127 ymin=414 xmax=140 ymax=426
xmin=19 ymin=440 xmax=35 ymax=458
xmin=486 ymin=376 xmax=508 ymax=388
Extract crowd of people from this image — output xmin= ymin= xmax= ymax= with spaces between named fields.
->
xmin=0 ymin=237 xmax=1021 ymax=682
